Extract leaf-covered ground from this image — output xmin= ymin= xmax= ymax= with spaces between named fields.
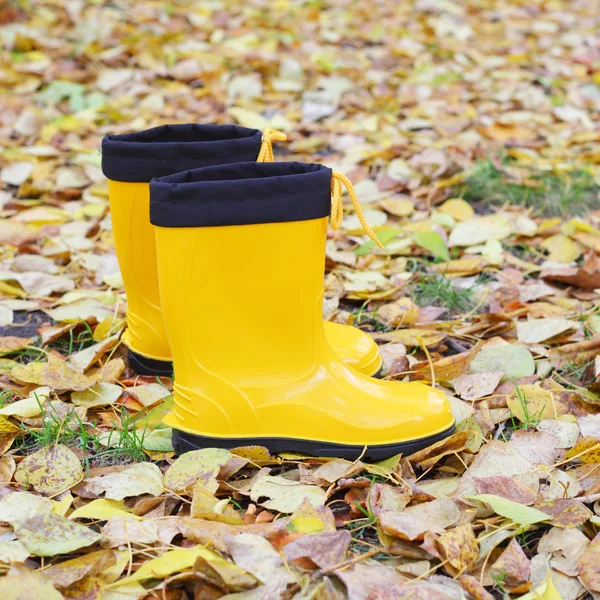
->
xmin=0 ymin=1 xmax=599 ymax=599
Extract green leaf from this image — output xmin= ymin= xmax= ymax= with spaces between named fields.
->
xmin=354 ymin=228 xmax=401 ymax=255
xmin=468 ymin=494 xmax=551 ymax=525
xmin=413 ymin=231 xmax=450 ymax=262
xmin=470 ymin=343 xmax=535 ymax=381
xmin=142 ymin=428 xmax=175 ymax=452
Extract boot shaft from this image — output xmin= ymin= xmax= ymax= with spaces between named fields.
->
xmin=150 ymin=162 xmax=334 ymax=385
xmin=101 ymin=124 xmax=264 ymax=362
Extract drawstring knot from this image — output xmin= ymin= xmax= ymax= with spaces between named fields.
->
xmin=257 ymin=128 xmax=287 ymax=163
xmin=331 ymin=171 xmax=383 ymax=248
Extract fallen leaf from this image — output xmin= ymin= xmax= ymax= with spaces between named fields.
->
xmin=71 ymin=382 xmax=122 ymax=408
xmin=69 ymin=499 xmax=140 ymax=521
xmin=283 ymin=530 xmax=351 ymax=569
xmin=564 ymin=437 xmax=600 ymax=463
xmin=14 ymin=512 xmax=102 ymax=556
xmin=517 ymin=318 xmax=577 ymax=345
xmin=0 ymin=386 xmax=51 ymax=417
xmin=164 ymin=448 xmax=232 ymax=494
xmin=469 ymin=494 xmax=551 ymax=525
xmin=578 ymin=533 xmax=600 ymax=593
xmin=0 ymin=540 xmax=30 ymax=564
xmin=15 ymin=444 xmax=82 ymax=496
xmin=86 ymin=462 xmax=164 ymax=500
xmin=507 ymin=384 xmax=558 ymax=422
xmin=45 ymin=549 xmax=116 ymax=589
xmin=126 ymin=383 xmax=171 ymax=408
xmin=453 ymin=372 xmax=504 ymax=400
xmin=0 ymin=571 xmax=63 ymax=600
xmin=68 ymin=334 xmax=120 ymax=372
xmin=374 ymin=328 xmax=447 ymax=347
xmin=250 ymin=474 xmax=327 ymax=513
xmin=0 ymin=336 xmax=34 ymax=355
xmin=490 ymin=538 xmax=531 ymax=591
xmin=10 ymin=356 xmax=94 ymax=391
xmin=379 ymin=498 xmax=460 ymax=541
xmin=0 ymin=491 xmax=54 ymax=523
xmin=435 ymin=524 xmax=479 ymax=575
xmin=449 ymin=214 xmax=513 ymax=247
xmin=469 ymin=343 xmax=535 ymax=380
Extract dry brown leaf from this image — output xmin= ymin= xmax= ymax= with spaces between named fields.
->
xmin=490 ymin=538 xmax=531 ymax=591
xmin=453 ymin=372 xmax=504 ymax=401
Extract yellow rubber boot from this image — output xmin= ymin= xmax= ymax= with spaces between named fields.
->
xmin=102 ymin=124 xmax=382 ymax=377
xmin=151 ymin=162 xmax=454 ymax=460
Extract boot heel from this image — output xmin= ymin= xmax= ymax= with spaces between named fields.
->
xmin=127 ymin=350 xmax=173 ymax=377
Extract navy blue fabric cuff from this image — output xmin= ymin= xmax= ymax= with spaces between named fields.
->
xmin=101 ymin=124 xmax=262 ymax=183
xmin=150 ymin=162 xmax=332 ymax=228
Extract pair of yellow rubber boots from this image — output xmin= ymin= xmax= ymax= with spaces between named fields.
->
xmin=101 ymin=124 xmax=454 ymax=459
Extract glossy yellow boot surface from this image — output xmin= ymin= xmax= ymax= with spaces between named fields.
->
xmin=152 ymin=163 xmax=454 ymax=459
xmin=108 ymin=180 xmax=171 ymax=363
xmin=103 ymin=124 xmax=383 ymax=377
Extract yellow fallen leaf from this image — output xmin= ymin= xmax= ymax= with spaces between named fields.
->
xmin=70 ymin=499 xmax=141 ymax=521
xmin=116 ymin=545 xmax=240 ymax=585
xmin=0 ymin=336 xmax=34 ymax=355
xmin=376 ymin=298 xmax=419 ymax=327
xmin=0 ymin=386 xmax=51 ymax=418
xmin=433 ymin=258 xmax=487 ymax=276
xmin=126 ymin=383 xmax=171 ymax=408
xmin=379 ymin=198 xmax=414 ymax=217
xmin=71 ymin=382 xmax=122 ymax=408
xmin=164 ymin=448 xmax=232 ymax=494
xmin=375 ymin=328 xmax=447 ymax=348
xmin=517 ymin=574 xmax=563 ymax=600
xmin=15 ymin=444 xmax=83 ymax=497
xmin=68 ymin=334 xmax=120 ymax=372
xmin=10 ymin=356 xmax=95 ymax=391
xmin=0 ymin=572 xmax=63 ymax=600
xmin=507 ymin=385 xmax=558 ymax=423
xmin=52 ymin=493 xmax=73 ymax=517
xmin=565 ymin=437 xmax=600 ymax=464
xmin=540 ymin=234 xmax=582 ymax=263
xmin=0 ymin=415 xmax=20 ymax=433
xmin=437 ymin=198 xmax=474 ymax=221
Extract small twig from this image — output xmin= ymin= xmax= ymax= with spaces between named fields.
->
xmin=321 ymin=547 xmax=381 ymax=574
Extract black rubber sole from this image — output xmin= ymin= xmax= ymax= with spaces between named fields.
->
xmin=128 ymin=350 xmax=173 ymax=377
xmin=171 ymin=424 xmax=455 ymax=461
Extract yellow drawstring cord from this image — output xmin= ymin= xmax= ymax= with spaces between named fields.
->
xmin=257 ymin=128 xmax=287 ymax=163
xmin=257 ymin=131 xmax=381 ymax=249
xmin=330 ymin=171 xmax=383 ymax=248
